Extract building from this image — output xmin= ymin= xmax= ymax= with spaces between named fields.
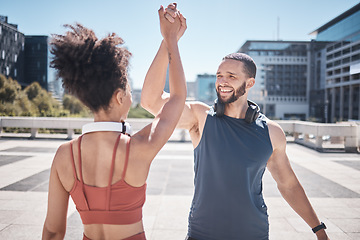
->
xmin=195 ymin=74 xmax=216 ymax=105
xmin=238 ymin=40 xmax=327 ymax=120
xmin=24 ymin=36 xmax=48 ymax=90
xmin=310 ymin=3 xmax=360 ymax=122
xmin=0 ymin=15 xmax=25 ymax=84
xmin=186 ymin=81 xmax=196 ymax=101
xmin=0 ymin=16 xmax=48 ymax=90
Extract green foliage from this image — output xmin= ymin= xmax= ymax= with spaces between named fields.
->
xmin=24 ymin=82 xmax=63 ymax=117
xmin=62 ymin=94 xmax=91 ymax=117
xmin=24 ymin=81 xmax=42 ymax=101
xmin=0 ymin=74 xmax=83 ymax=117
xmin=0 ymin=75 xmax=21 ymax=103
xmin=128 ymin=104 xmax=154 ymax=118
xmin=0 ymin=74 xmax=151 ymax=119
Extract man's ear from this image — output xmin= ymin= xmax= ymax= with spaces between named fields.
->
xmin=246 ymin=78 xmax=255 ymax=89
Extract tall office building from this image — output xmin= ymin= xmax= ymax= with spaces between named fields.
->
xmin=24 ymin=36 xmax=48 ymax=90
xmin=0 ymin=15 xmax=25 ymax=84
xmin=0 ymin=16 xmax=48 ymax=90
xmin=310 ymin=3 xmax=360 ymax=122
xmin=238 ymin=40 xmax=326 ymax=120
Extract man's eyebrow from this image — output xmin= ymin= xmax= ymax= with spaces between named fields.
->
xmin=227 ymin=71 xmax=237 ymax=75
xmin=216 ymin=71 xmax=237 ymax=75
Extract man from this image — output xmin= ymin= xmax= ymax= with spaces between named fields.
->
xmin=142 ymin=4 xmax=329 ymax=240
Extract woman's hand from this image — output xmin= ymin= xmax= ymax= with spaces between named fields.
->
xmin=158 ymin=4 xmax=181 ymax=43
xmin=164 ymin=3 xmax=187 ymax=41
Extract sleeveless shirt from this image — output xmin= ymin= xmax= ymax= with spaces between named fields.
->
xmin=188 ymin=112 xmax=273 ymax=240
xmin=69 ymin=134 xmax=147 ymax=225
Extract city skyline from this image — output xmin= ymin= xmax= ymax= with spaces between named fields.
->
xmin=1 ymin=0 xmax=359 ymax=89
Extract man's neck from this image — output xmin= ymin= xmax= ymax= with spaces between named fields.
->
xmin=223 ymin=98 xmax=248 ymax=119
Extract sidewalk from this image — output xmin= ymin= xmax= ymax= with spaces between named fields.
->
xmin=0 ymin=136 xmax=359 ymax=240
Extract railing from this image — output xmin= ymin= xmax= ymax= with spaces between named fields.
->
xmin=277 ymin=120 xmax=359 ymax=153
xmin=0 ymin=117 xmax=359 ymax=152
xmin=0 ymin=117 xmax=153 ymax=139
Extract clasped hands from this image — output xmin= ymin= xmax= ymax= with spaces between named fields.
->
xmin=158 ymin=3 xmax=187 ymax=42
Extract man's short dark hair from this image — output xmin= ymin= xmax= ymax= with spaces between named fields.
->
xmin=223 ymin=53 xmax=257 ymax=79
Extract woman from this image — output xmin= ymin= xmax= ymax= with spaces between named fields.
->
xmin=42 ymin=5 xmax=186 ymax=240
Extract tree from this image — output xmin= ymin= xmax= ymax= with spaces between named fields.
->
xmin=0 ymin=75 xmax=21 ymax=103
xmin=62 ymin=94 xmax=91 ymax=116
xmin=24 ymin=82 xmax=61 ymax=116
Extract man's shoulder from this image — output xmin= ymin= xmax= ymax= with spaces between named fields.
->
xmin=186 ymin=101 xmax=211 ymax=112
xmin=186 ymin=101 xmax=211 ymax=119
xmin=265 ymin=118 xmax=286 ymax=149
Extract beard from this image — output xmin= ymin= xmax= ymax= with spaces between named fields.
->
xmin=216 ymin=82 xmax=246 ymax=104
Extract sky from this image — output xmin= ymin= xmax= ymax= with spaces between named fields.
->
xmin=1 ymin=0 xmax=359 ymax=89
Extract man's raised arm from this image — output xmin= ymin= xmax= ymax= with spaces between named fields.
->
xmin=141 ymin=3 xmax=186 ymax=116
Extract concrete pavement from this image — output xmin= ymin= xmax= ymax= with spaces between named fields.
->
xmin=0 ymin=135 xmax=359 ymax=240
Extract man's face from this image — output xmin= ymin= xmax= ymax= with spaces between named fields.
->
xmin=215 ymin=59 xmax=249 ymax=104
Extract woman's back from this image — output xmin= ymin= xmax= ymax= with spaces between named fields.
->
xmin=58 ymin=132 xmax=146 ymax=239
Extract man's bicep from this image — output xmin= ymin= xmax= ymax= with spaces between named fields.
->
xmin=267 ymin=148 xmax=299 ymax=190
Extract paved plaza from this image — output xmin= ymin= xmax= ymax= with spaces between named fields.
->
xmin=0 ymin=134 xmax=359 ymax=240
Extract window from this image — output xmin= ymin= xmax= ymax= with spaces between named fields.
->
xmin=1 ymin=50 xmax=4 ymax=59
xmin=352 ymin=44 xmax=360 ymax=52
xmin=14 ymin=69 xmax=17 ymax=77
xmin=37 ymin=61 xmax=40 ymax=68
xmin=343 ymin=57 xmax=350 ymax=64
xmin=37 ymin=43 xmax=41 ymax=50
xmin=15 ymin=33 xmax=17 ymax=42
xmin=352 ymin=54 xmax=360 ymax=62
xmin=14 ymin=54 xmax=17 ymax=62
xmin=6 ymin=66 xmax=9 ymax=76
xmin=334 ymin=51 xmax=341 ymax=58
xmin=0 ymin=26 xmax=2 ymax=35
xmin=342 ymin=48 xmax=350 ymax=55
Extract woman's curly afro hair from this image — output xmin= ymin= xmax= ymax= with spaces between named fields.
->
xmin=50 ymin=23 xmax=131 ymax=112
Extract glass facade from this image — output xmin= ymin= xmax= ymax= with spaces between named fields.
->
xmin=247 ymin=42 xmax=307 ymax=56
xmin=314 ymin=4 xmax=360 ymax=122
xmin=24 ymin=36 xmax=48 ymax=90
xmin=316 ymin=10 xmax=360 ymax=42
xmin=265 ymin=64 xmax=307 ymax=97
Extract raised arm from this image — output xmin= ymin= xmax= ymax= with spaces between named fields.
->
xmin=141 ymin=3 xmax=186 ymax=116
xmin=266 ymin=120 xmax=329 ymax=240
xmin=132 ymin=5 xmax=187 ymax=161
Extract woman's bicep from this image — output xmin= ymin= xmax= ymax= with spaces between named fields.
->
xmin=43 ymin=161 xmax=70 ymax=237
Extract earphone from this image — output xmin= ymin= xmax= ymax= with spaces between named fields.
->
xmin=213 ymin=99 xmax=260 ymax=123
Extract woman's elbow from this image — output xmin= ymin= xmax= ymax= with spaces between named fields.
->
xmin=42 ymin=225 xmax=66 ymax=240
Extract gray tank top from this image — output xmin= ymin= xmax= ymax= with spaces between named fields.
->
xmin=188 ymin=111 xmax=273 ymax=240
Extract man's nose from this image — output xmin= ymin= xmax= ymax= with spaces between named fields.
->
xmin=217 ymin=77 xmax=227 ymax=85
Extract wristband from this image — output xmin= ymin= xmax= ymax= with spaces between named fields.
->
xmin=312 ymin=222 xmax=326 ymax=233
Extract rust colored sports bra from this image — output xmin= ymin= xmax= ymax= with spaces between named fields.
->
xmin=69 ymin=134 xmax=147 ymax=225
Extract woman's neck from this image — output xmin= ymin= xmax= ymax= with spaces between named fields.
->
xmin=93 ymin=110 xmax=124 ymax=123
